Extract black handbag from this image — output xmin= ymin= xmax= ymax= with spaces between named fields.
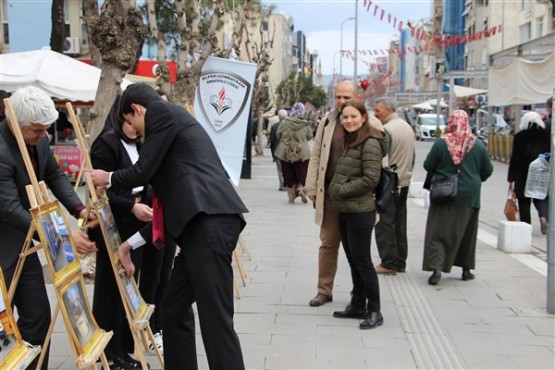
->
xmin=429 ymin=173 xmax=458 ymax=203
xmin=376 ymin=164 xmax=398 ymax=213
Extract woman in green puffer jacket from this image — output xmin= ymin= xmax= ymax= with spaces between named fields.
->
xmin=328 ymin=100 xmax=388 ymax=330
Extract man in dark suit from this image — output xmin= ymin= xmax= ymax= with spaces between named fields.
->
xmin=88 ymin=83 xmax=248 ymax=370
xmin=0 ymin=86 xmax=97 ymax=369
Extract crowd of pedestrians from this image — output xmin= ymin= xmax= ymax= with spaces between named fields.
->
xmin=1 ymin=80 xmax=551 ymax=369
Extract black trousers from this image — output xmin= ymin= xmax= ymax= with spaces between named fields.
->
xmin=162 ymin=214 xmax=245 ymax=370
xmin=337 ymin=211 xmax=381 ymax=313
xmin=375 ymin=186 xmax=409 ymax=271
xmin=139 ymin=237 xmax=177 ymax=333
xmin=517 ymin=196 xmax=549 ymax=224
xmin=4 ymin=254 xmax=51 ymax=370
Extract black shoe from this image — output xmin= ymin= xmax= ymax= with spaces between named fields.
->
xmin=428 ymin=270 xmax=441 ymax=285
xmin=115 ymin=354 xmax=149 ymax=369
xmin=333 ymin=304 xmax=367 ymax=319
xmin=359 ymin=311 xmax=384 ymax=329
xmin=462 ymin=268 xmax=475 ymax=281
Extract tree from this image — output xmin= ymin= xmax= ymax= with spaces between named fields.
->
xmin=50 ymin=0 xmax=65 ymax=53
xmin=276 ymin=73 xmax=327 ymax=110
xmin=82 ymin=0 xmax=147 ymax=141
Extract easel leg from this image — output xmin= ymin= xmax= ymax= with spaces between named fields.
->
xmin=36 ymin=303 xmax=61 ymax=370
xmin=233 ymin=249 xmax=247 ymax=286
xmin=233 ymin=276 xmax=241 ymax=299
xmin=239 ymin=235 xmax=252 ymax=260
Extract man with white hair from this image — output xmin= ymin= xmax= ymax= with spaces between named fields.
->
xmin=0 ymin=86 xmax=97 ymax=369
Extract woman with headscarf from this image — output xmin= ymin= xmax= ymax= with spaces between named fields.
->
xmin=275 ymin=102 xmax=313 ymax=203
xmin=508 ymin=111 xmax=550 ymax=234
xmin=422 ymin=110 xmax=493 ymax=285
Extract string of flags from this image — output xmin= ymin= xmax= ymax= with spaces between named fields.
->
xmin=360 ymin=0 xmax=502 ymax=55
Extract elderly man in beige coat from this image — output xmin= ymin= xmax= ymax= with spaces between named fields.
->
xmin=373 ymin=97 xmax=415 ymax=274
xmin=304 ymin=80 xmax=357 ymax=306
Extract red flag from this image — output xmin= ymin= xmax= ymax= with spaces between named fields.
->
xmin=393 ymin=17 xmax=397 ymax=29
xmin=373 ymin=4 xmax=379 ymax=16
xmin=388 ymin=14 xmax=391 ymax=23
xmin=380 ymin=9 xmax=385 ymax=21
xmin=367 ymin=0 xmax=373 ymax=11
xmin=398 ymin=21 xmax=403 ymax=31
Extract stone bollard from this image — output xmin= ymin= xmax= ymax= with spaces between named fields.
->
xmin=497 ymin=220 xmax=532 ymax=253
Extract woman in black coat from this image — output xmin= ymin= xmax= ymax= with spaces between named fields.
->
xmin=507 ymin=111 xmax=550 ymax=234
xmin=89 ymin=96 xmax=153 ymax=369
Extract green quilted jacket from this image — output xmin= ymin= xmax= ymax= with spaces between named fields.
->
xmin=328 ymin=131 xmax=388 ymax=213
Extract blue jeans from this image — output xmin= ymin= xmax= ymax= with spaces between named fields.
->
xmin=337 ymin=211 xmax=380 ymax=312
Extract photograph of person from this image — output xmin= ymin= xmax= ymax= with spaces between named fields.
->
xmin=97 ymin=202 xmax=122 ymax=251
xmin=119 ymin=269 xmax=141 ymax=314
xmin=37 ymin=210 xmax=71 ymax=272
xmin=62 ymin=282 xmax=94 ymax=349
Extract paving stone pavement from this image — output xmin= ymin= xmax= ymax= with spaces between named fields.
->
xmin=42 ymin=140 xmax=553 ymax=369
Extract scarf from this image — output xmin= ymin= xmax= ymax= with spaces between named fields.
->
xmin=442 ymin=110 xmax=476 ymax=165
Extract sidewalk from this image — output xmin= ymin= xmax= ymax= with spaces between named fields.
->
xmin=46 ymin=141 xmax=554 ymax=369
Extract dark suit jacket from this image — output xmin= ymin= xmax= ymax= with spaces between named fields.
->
xmin=0 ymin=121 xmax=83 ymax=270
xmin=111 ymin=101 xmax=248 ymax=239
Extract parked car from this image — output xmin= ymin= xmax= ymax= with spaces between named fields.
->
xmin=415 ymin=113 xmax=446 ymax=141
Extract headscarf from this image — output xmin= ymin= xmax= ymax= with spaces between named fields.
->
xmin=519 ymin=111 xmax=545 ymax=131
xmin=442 ymin=110 xmax=476 ymax=165
xmin=290 ymin=102 xmax=306 ymax=118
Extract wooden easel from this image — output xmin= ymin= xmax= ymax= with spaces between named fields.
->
xmin=66 ymin=103 xmax=163 ymax=369
xmin=232 ymin=234 xmax=252 ymax=298
xmin=3 ymin=98 xmax=112 ymax=370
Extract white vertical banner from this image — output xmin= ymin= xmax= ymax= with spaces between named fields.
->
xmin=194 ymin=56 xmax=257 ymax=186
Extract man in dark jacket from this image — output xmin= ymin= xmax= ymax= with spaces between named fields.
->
xmin=0 ymin=86 xmax=96 ymax=369
xmin=88 ymin=83 xmax=248 ymax=370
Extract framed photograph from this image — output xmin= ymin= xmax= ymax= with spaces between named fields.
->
xmin=96 ymin=197 xmax=122 ymax=251
xmin=0 ymin=269 xmax=41 ymax=370
xmin=32 ymin=202 xmax=76 ymax=275
xmin=95 ymin=197 xmax=153 ymax=323
xmin=59 ymin=275 xmax=96 ymax=352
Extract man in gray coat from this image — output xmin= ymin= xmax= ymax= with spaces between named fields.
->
xmin=373 ymin=97 xmax=415 ymax=274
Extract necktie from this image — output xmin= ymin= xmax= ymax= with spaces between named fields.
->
xmin=152 ymin=193 xmax=165 ymax=249
xmin=27 ymin=145 xmax=39 ymax=175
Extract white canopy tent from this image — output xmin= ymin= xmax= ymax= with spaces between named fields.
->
xmin=488 ymin=52 xmax=555 ymax=106
xmin=412 ymin=98 xmax=448 ymax=110
xmin=0 ymin=48 xmax=152 ymax=102
xmin=451 ymin=85 xmax=487 ymax=98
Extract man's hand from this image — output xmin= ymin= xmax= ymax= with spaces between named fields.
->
xmin=71 ymin=229 xmax=97 ymax=255
xmin=131 ymin=203 xmax=153 ymax=222
xmin=309 ymin=195 xmax=316 ymax=203
xmin=118 ymin=241 xmax=135 ymax=277
xmin=86 ymin=169 xmax=110 ymax=187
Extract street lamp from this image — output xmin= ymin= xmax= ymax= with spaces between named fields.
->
xmin=340 ymin=16 xmax=355 ymax=77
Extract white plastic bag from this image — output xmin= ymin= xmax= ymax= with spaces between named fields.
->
xmin=525 ymin=153 xmax=551 ymax=199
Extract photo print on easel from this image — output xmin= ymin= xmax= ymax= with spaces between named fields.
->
xmin=35 ymin=203 xmax=74 ymax=273
xmin=60 ymin=278 xmax=96 ymax=352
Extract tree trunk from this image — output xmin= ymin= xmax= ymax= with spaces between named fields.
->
xmin=84 ymin=0 xmax=146 ymax=141
xmin=146 ymin=0 xmax=172 ymax=97
xmin=81 ymin=0 xmax=102 ymax=66
xmin=50 ymin=0 xmax=65 ymax=53
xmin=254 ymin=110 xmax=264 ymax=155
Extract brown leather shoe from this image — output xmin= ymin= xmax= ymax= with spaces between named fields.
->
xmin=309 ymin=293 xmax=333 ymax=307
xmin=375 ymin=264 xmax=397 ymax=275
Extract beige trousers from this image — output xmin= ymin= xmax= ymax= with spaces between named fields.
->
xmin=317 ymin=195 xmax=341 ymax=296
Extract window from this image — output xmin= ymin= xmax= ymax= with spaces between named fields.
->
xmin=262 ymin=21 xmax=268 ymax=32
xmin=536 ymin=16 xmax=544 ymax=38
xmin=521 ymin=0 xmax=531 ymax=12
xmin=519 ymin=22 xmax=531 ymax=43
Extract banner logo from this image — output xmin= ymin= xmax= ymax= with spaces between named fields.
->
xmin=197 ymin=71 xmax=251 ymax=132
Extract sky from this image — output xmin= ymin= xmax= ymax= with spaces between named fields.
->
xmin=263 ymin=0 xmax=433 ymax=77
